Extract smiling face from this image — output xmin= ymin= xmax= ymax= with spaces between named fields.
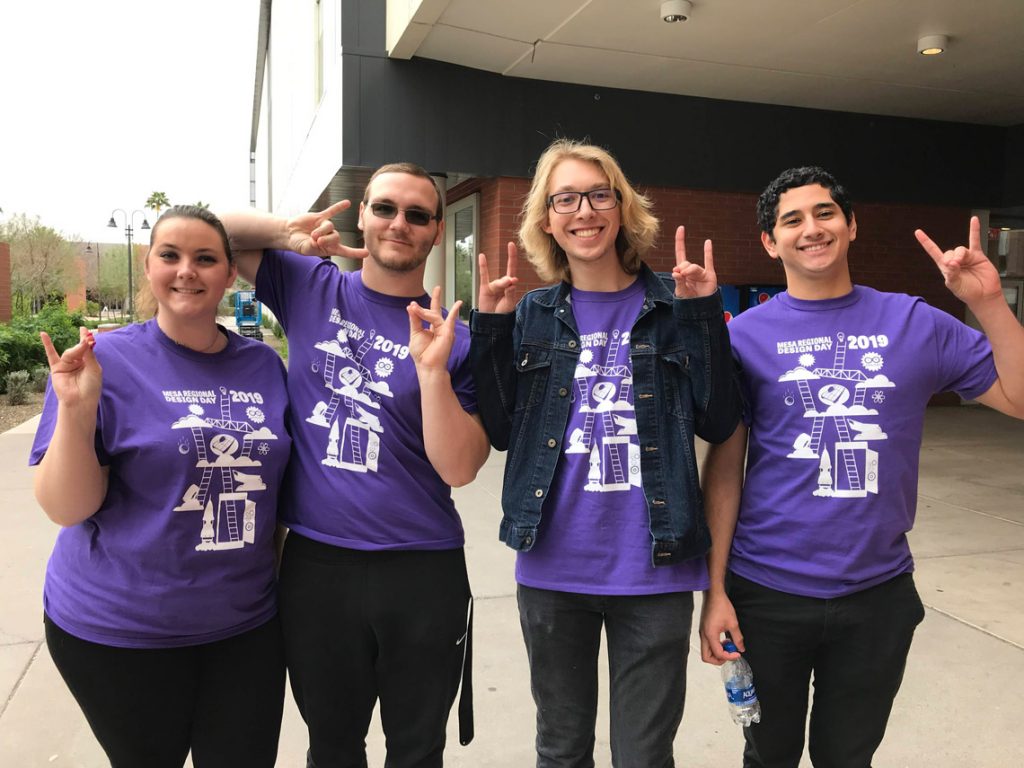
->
xmin=144 ymin=217 xmax=237 ymax=322
xmin=357 ymin=171 xmax=443 ymax=275
xmin=762 ymin=183 xmax=857 ymax=298
xmin=542 ymin=158 xmax=622 ymax=273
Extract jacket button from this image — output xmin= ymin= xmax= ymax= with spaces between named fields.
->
xmin=534 ymin=489 xmax=544 ymax=498
xmin=568 ymin=340 xmax=577 ymax=348
xmin=558 ymin=387 xmax=568 ymax=397
xmin=524 ymin=536 xmax=533 ymax=546
xmin=547 ymin=438 xmax=557 ymax=448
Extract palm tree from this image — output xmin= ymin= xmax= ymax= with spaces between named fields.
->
xmin=193 ymin=201 xmax=210 ymax=210
xmin=146 ymin=191 xmax=171 ymax=217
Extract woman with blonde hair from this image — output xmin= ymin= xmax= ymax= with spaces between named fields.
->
xmin=31 ymin=205 xmax=291 ymax=767
xmin=470 ymin=139 xmax=739 ymax=766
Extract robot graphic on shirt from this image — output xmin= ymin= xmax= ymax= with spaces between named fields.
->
xmin=564 ymin=329 xmax=642 ymax=492
xmin=777 ymin=331 xmax=893 ymax=498
xmin=306 ymin=319 xmax=396 ymax=474
xmin=171 ymin=386 xmax=280 ymax=551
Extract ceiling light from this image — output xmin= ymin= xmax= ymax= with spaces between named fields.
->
xmin=917 ymin=34 xmax=948 ymax=55
xmin=662 ymin=0 xmax=693 ymax=23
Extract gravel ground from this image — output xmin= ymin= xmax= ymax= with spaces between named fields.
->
xmin=0 ymin=391 xmax=44 ymax=433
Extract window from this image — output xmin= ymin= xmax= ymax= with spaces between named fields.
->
xmin=445 ymin=194 xmax=479 ymax=321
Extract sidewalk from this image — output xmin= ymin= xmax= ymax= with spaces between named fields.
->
xmin=2 ymin=406 xmax=1022 ymax=766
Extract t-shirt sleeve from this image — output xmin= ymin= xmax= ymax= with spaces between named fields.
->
xmin=728 ymin=318 xmax=756 ymax=428
xmin=28 ymin=381 xmax=109 ymax=466
xmin=255 ymin=249 xmax=323 ymax=331
xmin=927 ymin=302 xmax=997 ymax=399
xmin=448 ymin=320 xmax=478 ymax=415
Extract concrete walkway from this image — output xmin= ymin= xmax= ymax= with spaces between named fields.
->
xmin=2 ymin=406 xmax=1022 ymax=767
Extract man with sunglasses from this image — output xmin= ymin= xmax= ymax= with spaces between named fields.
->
xmin=221 ymin=163 xmax=489 ymax=768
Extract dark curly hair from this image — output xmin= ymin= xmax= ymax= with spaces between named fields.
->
xmin=757 ymin=167 xmax=853 ymax=238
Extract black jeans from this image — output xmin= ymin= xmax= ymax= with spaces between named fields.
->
xmin=728 ymin=572 xmax=925 ymax=768
xmin=278 ymin=533 xmax=472 ymax=768
xmin=517 ymin=585 xmax=694 ymax=768
xmin=45 ymin=613 xmax=285 ymax=768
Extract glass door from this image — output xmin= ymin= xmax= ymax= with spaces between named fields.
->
xmin=445 ymin=194 xmax=479 ymax=321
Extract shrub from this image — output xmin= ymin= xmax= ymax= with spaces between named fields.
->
xmin=31 ymin=365 xmax=50 ymax=393
xmin=5 ymin=370 xmax=31 ymax=405
xmin=0 ymin=325 xmax=42 ymax=391
xmin=1 ymin=303 xmax=88 ymax=389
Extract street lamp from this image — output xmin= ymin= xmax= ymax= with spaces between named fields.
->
xmin=107 ymin=209 xmax=149 ymax=322
xmin=84 ymin=243 xmax=101 ymax=318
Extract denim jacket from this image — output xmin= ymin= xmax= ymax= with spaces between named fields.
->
xmin=469 ymin=263 xmax=740 ymax=567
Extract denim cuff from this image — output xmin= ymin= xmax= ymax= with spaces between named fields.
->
xmin=469 ymin=308 xmax=516 ymax=334
xmin=672 ymin=289 xmax=724 ymax=321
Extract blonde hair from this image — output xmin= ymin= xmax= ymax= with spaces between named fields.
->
xmin=519 ymin=139 xmax=660 ymax=283
xmin=135 ymin=278 xmax=157 ymax=320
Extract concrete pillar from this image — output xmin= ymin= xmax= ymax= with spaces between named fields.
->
xmin=331 ymin=231 xmax=364 ymax=273
xmin=423 ymin=173 xmax=447 ymax=302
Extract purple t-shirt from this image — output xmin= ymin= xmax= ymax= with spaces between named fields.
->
xmin=517 ymin=280 xmax=708 ymax=595
xmin=728 ymin=286 xmax=996 ymax=598
xmin=256 ymin=249 xmax=477 ymax=550
xmin=30 ymin=320 xmax=291 ymax=648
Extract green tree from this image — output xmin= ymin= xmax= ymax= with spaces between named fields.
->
xmin=97 ymin=245 xmax=131 ymax=320
xmin=0 ymin=214 xmax=77 ymax=315
xmin=194 ymin=201 xmax=210 ymax=210
xmin=146 ymin=191 xmax=171 ymax=217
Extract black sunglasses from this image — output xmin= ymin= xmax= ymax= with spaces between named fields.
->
xmin=367 ymin=202 xmax=439 ymax=227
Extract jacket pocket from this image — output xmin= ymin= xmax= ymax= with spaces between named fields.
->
xmin=514 ymin=345 xmax=553 ymax=412
xmin=660 ymin=351 xmax=695 ymax=422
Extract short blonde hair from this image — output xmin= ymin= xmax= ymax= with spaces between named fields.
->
xmin=519 ymin=139 xmax=660 ymax=283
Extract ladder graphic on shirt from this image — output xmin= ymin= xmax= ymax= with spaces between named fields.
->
xmin=783 ymin=331 xmax=887 ymax=498
xmin=574 ymin=330 xmax=630 ymax=450
xmin=572 ymin=330 xmax=635 ymax=492
xmin=219 ymin=465 xmax=240 ymax=541
xmin=318 ymin=329 xmax=375 ymax=427
xmin=170 ymin=386 xmax=272 ymax=551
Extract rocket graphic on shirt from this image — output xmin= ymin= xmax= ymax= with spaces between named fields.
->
xmin=563 ymin=328 xmax=642 ymax=493
xmin=170 ymin=386 xmax=280 ymax=551
xmin=775 ymin=331 xmax=893 ymax=498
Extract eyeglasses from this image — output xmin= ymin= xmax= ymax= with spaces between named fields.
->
xmin=367 ymin=202 xmax=440 ymax=227
xmin=546 ymin=188 xmax=621 ymax=214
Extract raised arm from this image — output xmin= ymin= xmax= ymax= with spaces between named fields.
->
xmin=469 ymin=243 xmax=521 ymax=450
xmin=408 ymin=287 xmax=490 ymax=487
xmin=672 ymin=225 xmax=718 ymax=299
xmin=219 ymin=201 xmax=369 ymax=284
xmin=699 ymin=422 xmax=749 ymax=665
xmin=34 ymin=328 xmax=110 ymax=526
xmin=915 ymin=216 xmax=1024 ymax=418
xmin=477 ymin=242 xmax=520 ymax=313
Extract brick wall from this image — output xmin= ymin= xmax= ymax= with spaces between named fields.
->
xmin=452 ymin=177 xmax=970 ymax=322
xmin=66 ymin=258 xmax=87 ymax=312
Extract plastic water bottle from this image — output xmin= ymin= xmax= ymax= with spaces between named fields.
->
xmin=721 ymin=639 xmax=761 ymax=726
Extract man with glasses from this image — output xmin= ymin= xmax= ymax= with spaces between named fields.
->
xmin=221 ymin=162 xmax=489 ymax=768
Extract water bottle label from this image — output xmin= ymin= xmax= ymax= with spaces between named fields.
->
xmin=725 ymin=684 xmax=758 ymax=705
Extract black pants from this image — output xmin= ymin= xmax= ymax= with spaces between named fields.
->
xmin=45 ymin=613 xmax=286 ymax=768
xmin=728 ymin=572 xmax=925 ymax=768
xmin=278 ymin=533 xmax=473 ymax=768
xmin=518 ymin=586 xmax=693 ymax=768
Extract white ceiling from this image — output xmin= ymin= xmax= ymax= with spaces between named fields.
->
xmin=391 ymin=0 xmax=1024 ymax=126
